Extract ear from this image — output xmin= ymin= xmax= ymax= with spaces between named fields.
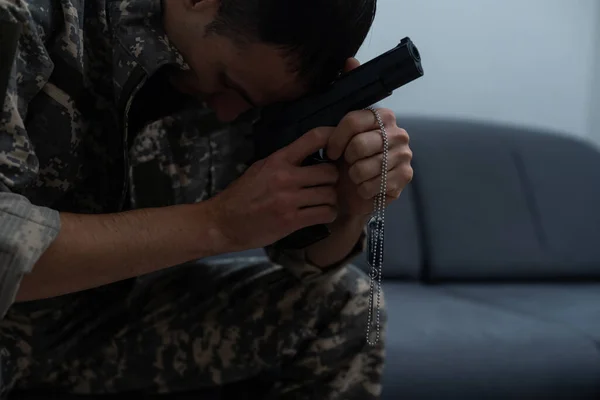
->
xmin=190 ymin=0 xmax=219 ymax=13
xmin=186 ymin=0 xmax=220 ymax=31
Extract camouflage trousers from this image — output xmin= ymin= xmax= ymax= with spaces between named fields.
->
xmin=0 ymin=258 xmax=386 ymax=399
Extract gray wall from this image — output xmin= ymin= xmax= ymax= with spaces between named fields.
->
xmin=357 ymin=0 xmax=599 ymax=138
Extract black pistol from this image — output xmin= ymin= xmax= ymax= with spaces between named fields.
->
xmin=251 ymin=37 xmax=424 ymax=250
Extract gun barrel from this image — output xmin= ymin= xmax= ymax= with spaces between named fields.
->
xmin=380 ymin=38 xmax=423 ymax=96
xmin=251 ymin=37 xmax=424 ymax=162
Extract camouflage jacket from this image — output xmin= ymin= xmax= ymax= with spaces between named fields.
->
xmin=0 ymin=0 xmax=364 ymax=318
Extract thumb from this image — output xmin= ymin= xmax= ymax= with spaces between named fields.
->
xmin=282 ymin=127 xmax=335 ymax=165
xmin=343 ymin=58 xmax=361 ymax=73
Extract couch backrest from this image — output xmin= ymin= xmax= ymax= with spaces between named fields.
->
xmin=353 ymin=184 xmax=424 ymax=279
xmin=399 ymin=116 xmax=600 ymax=281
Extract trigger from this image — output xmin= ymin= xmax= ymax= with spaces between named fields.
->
xmin=316 ymin=148 xmax=331 ymax=163
xmin=302 ymin=150 xmax=331 ymax=166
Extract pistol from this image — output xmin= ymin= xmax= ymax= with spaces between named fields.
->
xmin=250 ymin=37 xmax=424 ymax=250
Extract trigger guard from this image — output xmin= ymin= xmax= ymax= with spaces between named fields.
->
xmin=301 ymin=150 xmax=331 ymax=167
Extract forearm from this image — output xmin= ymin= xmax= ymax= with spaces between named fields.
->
xmin=306 ymin=214 xmax=370 ymax=268
xmin=16 ymin=202 xmax=228 ymax=302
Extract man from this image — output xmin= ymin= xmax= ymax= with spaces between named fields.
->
xmin=0 ymin=0 xmax=413 ymax=398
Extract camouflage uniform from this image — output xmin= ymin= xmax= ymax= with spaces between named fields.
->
xmin=0 ymin=0 xmax=386 ymax=398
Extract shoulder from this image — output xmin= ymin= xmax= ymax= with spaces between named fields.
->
xmin=1 ymin=1 xmax=92 ymax=65
xmin=0 ymin=0 xmax=63 ymax=42
xmin=1 ymin=1 xmax=59 ymax=115
xmin=0 ymin=0 xmax=65 ymax=72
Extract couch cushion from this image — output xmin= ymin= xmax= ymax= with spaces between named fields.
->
xmin=437 ymin=283 xmax=600 ymax=342
xmin=382 ymin=282 xmax=600 ymax=400
xmin=516 ymin=133 xmax=600 ymax=272
xmin=400 ymin=117 xmax=600 ymax=280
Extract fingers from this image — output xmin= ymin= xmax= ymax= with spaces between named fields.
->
xmin=297 ymin=205 xmax=338 ymax=228
xmin=296 ymin=163 xmax=339 ymax=187
xmin=357 ymin=165 xmax=414 ymax=200
xmin=298 ymin=186 xmax=337 ymax=208
xmin=281 ymin=127 xmax=335 ymax=165
xmin=348 ymin=146 xmax=412 ymax=185
xmin=327 ymin=108 xmax=396 ymax=161
xmin=344 ymin=127 xmax=410 ymax=165
xmin=268 ymin=162 xmax=338 ymax=191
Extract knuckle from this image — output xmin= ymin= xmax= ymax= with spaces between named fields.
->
xmin=390 ymin=127 xmax=409 ymax=144
xmin=379 ymin=108 xmax=396 ymax=124
xmin=303 ymin=128 xmax=319 ymax=145
xmin=401 ymin=146 xmax=413 ymax=161
xmin=349 ymin=162 xmax=366 ymax=183
xmin=401 ymin=166 xmax=414 ymax=183
xmin=273 ymin=192 xmax=293 ymax=213
xmin=357 ymin=133 xmax=371 ymax=149
xmin=252 ymin=158 xmax=268 ymax=171
xmin=344 ymin=111 xmax=363 ymax=130
xmin=344 ymin=140 xmax=359 ymax=162
xmin=397 ymin=128 xmax=410 ymax=143
xmin=272 ymin=169 xmax=291 ymax=187
xmin=389 ymin=188 xmax=403 ymax=199
xmin=388 ymin=181 xmax=400 ymax=194
xmin=348 ymin=163 xmax=361 ymax=183
xmin=348 ymin=134 xmax=369 ymax=159
xmin=266 ymin=152 xmax=285 ymax=168
xmin=310 ymin=127 xmax=324 ymax=140
xmin=310 ymin=127 xmax=329 ymax=143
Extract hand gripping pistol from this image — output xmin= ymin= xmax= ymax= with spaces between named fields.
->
xmin=249 ymin=37 xmax=425 ymax=249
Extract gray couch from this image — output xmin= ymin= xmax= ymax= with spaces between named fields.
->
xmin=13 ymin=116 xmax=600 ymax=399
xmin=362 ymin=116 xmax=600 ymax=399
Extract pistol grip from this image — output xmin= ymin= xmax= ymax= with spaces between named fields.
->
xmin=276 ymin=151 xmax=333 ymax=249
xmin=301 ymin=150 xmax=331 ymax=166
xmin=275 ymin=224 xmax=331 ymax=250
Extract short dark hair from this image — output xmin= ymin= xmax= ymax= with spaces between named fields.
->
xmin=206 ymin=0 xmax=377 ymax=90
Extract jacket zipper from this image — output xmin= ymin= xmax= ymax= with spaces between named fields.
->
xmin=118 ymin=65 xmax=148 ymax=211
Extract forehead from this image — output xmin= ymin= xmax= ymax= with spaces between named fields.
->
xmin=225 ymin=41 xmax=307 ymax=105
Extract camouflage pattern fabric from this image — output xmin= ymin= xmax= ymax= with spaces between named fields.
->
xmin=0 ymin=0 xmax=387 ymax=398
xmin=2 ymin=260 xmax=386 ymax=399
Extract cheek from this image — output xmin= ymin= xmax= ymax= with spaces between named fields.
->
xmin=208 ymin=91 xmax=252 ymax=122
xmin=171 ymin=70 xmax=210 ymax=95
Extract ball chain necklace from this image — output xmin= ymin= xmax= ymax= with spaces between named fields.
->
xmin=365 ymin=106 xmax=388 ymax=346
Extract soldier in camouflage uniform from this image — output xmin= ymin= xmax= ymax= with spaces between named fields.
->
xmin=0 ymin=0 xmax=414 ymax=398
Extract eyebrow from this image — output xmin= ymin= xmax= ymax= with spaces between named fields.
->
xmin=222 ymin=72 xmax=258 ymax=107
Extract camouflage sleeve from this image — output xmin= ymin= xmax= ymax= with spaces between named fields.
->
xmin=265 ymin=229 xmax=367 ymax=282
xmin=0 ymin=0 xmax=61 ymax=318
